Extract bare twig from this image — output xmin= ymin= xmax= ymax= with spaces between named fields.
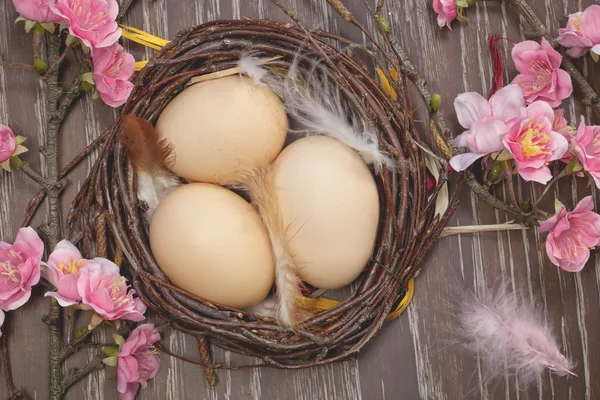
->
xmin=2 ymin=319 xmax=33 ymax=400
xmin=440 ymin=223 xmax=527 ymax=237
xmin=60 ymin=353 xmax=105 ymax=392
xmin=533 ymin=168 xmax=571 ymax=208
xmin=118 ymin=0 xmax=138 ymax=19
xmin=0 ymin=59 xmax=37 ymax=73
xmin=42 ymin=47 xmax=70 ymax=81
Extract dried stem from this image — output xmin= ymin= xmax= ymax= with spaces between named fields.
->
xmin=1 ymin=330 xmax=16 ymax=398
xmin=16 ymin=30 xmax=87 ymax=400
xmin=0 ymin=59 xmax=37 ymax=73
xmin=2 ymin=319 xmax=32 ymax=400
xmin=42 ymin=46 xmax=70 ymax=81
xmin=533 ymin=168 xmax=571 ymax=208
xmin=118 ymin=0 xmax=138 ymax=19
xmin=60 ymin=353 xmax=105 ymax=392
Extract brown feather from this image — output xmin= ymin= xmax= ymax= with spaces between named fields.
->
xmin=119 ymin=114 xmax=174 ymax=174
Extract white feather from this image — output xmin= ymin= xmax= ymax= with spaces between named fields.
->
xmin=247 ymin=296 xmax=278 ymax=319
xmin=137 ymin=172 xmax=179 ymax=223
xmin=282 ymin=56 xmax=393 ymax=171
xmin=456 ymin=284 xmax=575 ymax=387
xmin=237 ymin=53 xmax=270 ymax=86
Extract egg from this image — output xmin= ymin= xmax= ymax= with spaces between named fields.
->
xmin=149 ymin=183 xmax=275 ymax=308
xmin=271 ymin=136 xmax=380 ymax=290
xmin=156 ymin=75 xmax=288 ymax=183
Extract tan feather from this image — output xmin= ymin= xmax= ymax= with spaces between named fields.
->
xmin=226 ymin=166 xmax=305 ymax=328
xmin=119 ymin=114 xmax=174 ymax=174
xmin=119 ymin=115 xmax=179 ymax=222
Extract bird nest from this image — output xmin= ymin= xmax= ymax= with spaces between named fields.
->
xmin=69 ymin=18 xmax=458 ymax=374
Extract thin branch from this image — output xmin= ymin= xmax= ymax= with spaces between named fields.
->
xmin=42 ymin=47 xmax=70 ymax=81
xmin=20 ymin=165 xmax=47 ymax=187
xmin=118 ymin=0 xmax=138 ymax=19
xmin=1 ymin=331 xmax=16 ymax=397
xmin=440 ymin=223 xmax=527 ymax=237
xmin=0 ymin=59 xmax=37 ymax=74
xmin=60 ymin=353 xmax=105 ymax=392
xmin=2 ymin=319 xmax=33 ymax=400
xmin=533 ymin=168 xmax=571 ymax=208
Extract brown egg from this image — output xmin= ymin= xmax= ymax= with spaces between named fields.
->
xmin=271 ymin=136 xmax=380 ymax=290
xmin=156 ymin=75 xmax=287 ymax=183
xmin=149 ymin=183 xmax=275 ymax=308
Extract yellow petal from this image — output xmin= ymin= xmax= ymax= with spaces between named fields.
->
xmin=389 ymin=66 xmax=399 ymax=82
xmin=120 ymin=24 xmax=170 ymax=50
xmin=297 ymin=278 xmax=415 ymax=322
xmin=15 ymin=135 xmax=27 ymax=145
xmin=376 ymin=67 xmax=397 ymax=101
xmin=135 ymin=60 xmax=148 ymax=72
xmin=0 ymin=160 xmax=11 ymax=171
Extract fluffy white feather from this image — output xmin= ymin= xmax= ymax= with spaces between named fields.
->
xmin=456 ymin=284 xmax=575 ymax=387
xmin=237 ymin=53 xmax=270 ymax=86
xmin=282 ymin=56 xmax=393 ymax=171
xmin=137 ymin=172 xmax=180 ymax=222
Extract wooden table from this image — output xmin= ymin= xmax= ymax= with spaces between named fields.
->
xmin=1 ymin=0 xmax=599 ymax=399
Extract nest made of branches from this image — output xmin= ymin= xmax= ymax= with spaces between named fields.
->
xmin=69 ymin=18 xmax=459 ymax=370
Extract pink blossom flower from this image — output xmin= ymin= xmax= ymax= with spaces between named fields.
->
xmin=503 ymin=101 xmax=568 ymax=184
xmin=539 ymin=196 xmax=600 ymax=272
xmin=0 ymin=310 xmax=4 ymax=338
xmin=572 ymin=117 xmax=600 ymax=188
xmin=511 ymin=39 xmax=573 ymax=107
xmin=0 ymin=125 xmax=16 ymax=164
xmin=117 ymin=324 xmax=161 ymax=400
xmin=0 ymin=227 xmax=43 ymax=311
xmin=50 ymin=0 xmax=121 ymax=50
xmin=77 ymin=258 xmax=146 ymax=322
xmin=42 ymin=240 xmax=85 ymax=307
xmin=553 ymin=110 xmax=575 ymax=163
xmin=553 ymin=110 xmax=575 ymax=139
xmin=433 ymin=0 xmax=457 ymax=29
xmin=92 ymin=44 xmax=134 ymax=108
xmin=450 ymin=84 xmax=525 ymax=171
xmin=557 ymin=6 xmax=600 ymax=60
xmin=12 ymin=0 xmax=61 ymax=23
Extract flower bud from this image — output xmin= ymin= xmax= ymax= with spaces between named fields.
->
xmin=486 ymin=163 xmax=502 ymax=184
xmin=430 ymin=94 xmax=442 ymax=111
xmin=379 ymin=16 xmax=392 ymax=34
xmin=426 ymin=173 xmax=436 ymax=193
xmin=33 ymin=56 xmax=48 ymax=75
xmin=520 ymin=199 xmax=532 ymax=214
xmin=80 ymin=81 xmax=95 ymax=93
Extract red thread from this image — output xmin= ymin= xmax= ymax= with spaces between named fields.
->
xmin=487 ymin=35 xmax=516 ymax=98
xmin=488 ymin=34 xmax=504 ymax=98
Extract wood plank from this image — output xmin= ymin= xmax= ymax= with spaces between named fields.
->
xmin=1 ymin=0 xmax=600 ymax=399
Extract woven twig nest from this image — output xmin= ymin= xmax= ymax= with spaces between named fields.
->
xmin=69 ymin=19 xmax=457 ymax=370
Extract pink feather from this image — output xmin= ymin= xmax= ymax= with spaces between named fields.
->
xmin=456 ymin=284 xmax=575 ymax=387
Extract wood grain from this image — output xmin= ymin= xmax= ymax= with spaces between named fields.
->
xmin=1 ymin=0 xmax=599 ymax=399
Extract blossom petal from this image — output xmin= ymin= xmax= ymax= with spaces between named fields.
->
xmin=517 ymin=166 xmax=553 ymax=184
xmin=548 ymin=131 xmax=569 ymax=161
xmin=454 ymin=92 xmax=491 ymax=129
xmin=525 ymin=101 xmax=555 ymax=121
xmin=580 ymin=5 xmax=600 ymax=44
xmin=449 ymin=153 xmax=485 ymax=171
xmin=489 ymin=84 xmax=525 ymax=123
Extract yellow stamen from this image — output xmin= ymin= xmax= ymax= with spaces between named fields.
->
xmin=58 ymin=258 xmax=85 ymax=275
xmin=518 ymin=119 xmax=551 ymax=158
